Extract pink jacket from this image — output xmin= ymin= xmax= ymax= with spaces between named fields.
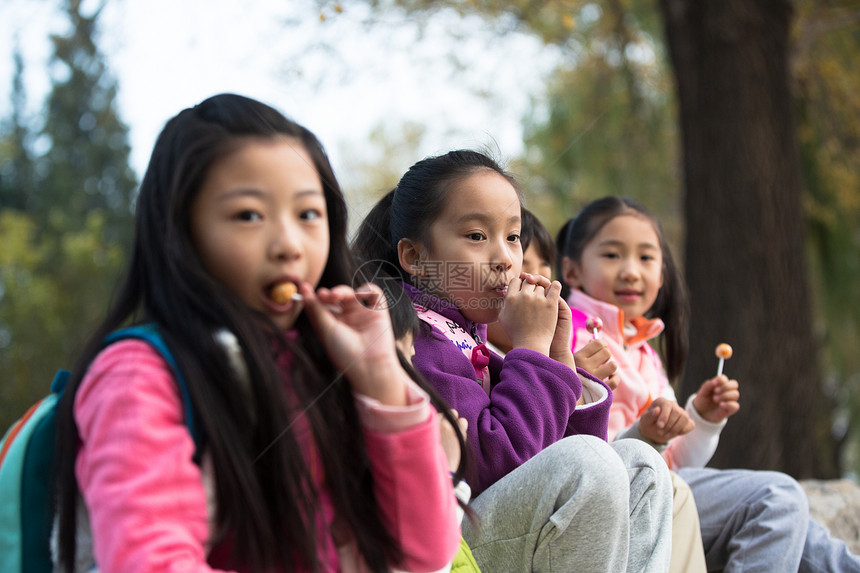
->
xmin=568 ymin=290 xmax=724 ymax=469
xmin=74 ymin=339 xmax=459 ymax=573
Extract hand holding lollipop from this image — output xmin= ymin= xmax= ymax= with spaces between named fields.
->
xmin=715 ymin=343 xmax=733 ymax=376
xmin=586 ymin=316 xmax=603 ymax=340
xmin=692 ymin=343 xmax=740 ymax=423
xmin=270 ymin=280 xmax=342 ymax=313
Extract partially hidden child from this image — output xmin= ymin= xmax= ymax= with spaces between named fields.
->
xmin=559 ymin=195 xmax=860 ymax=573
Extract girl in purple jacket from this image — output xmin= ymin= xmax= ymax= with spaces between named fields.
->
xmin=353 ymin=150 xmax=673 ymax=573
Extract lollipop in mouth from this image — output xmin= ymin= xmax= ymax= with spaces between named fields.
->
xmin=270 ymin=281 xmax=299 ymax=305
xmin=269 ymin=280 xmax=342 ymax=314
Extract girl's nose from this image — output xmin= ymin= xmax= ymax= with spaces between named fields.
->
xmin=618 ymin=258 xmax=640 ymax=281
xmin=491 ymin=242 xmax=514 ymax=273
xmin=268 ymin=219 xmax=302 ymax=261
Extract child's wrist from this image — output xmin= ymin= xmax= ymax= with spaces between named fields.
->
xmin=349 ymin=362 xmax=410 ymax=407
xmin=551 ymin=350 xmax=575 ymax=369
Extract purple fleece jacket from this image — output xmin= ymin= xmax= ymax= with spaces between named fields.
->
xmin=404 ymin=283 xmax=612 ymax=496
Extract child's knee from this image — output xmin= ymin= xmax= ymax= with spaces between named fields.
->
xmin=611 ymin=438 xmax=669 ymax=476
xmin=758 ymin=471 xmax=809 ymax=519
xmin=545 ymin=436 xmax=629 ymax=509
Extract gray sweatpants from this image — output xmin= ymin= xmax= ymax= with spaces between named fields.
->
xmin=463 ymin=436 xmax=673 ymax=572
xmin=677 ymin=466 xmax=860 ymax=573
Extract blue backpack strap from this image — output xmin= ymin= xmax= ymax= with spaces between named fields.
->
xmin=103 ymin=325 xmax=202 ymax=462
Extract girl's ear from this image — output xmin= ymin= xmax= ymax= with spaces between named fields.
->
xmin=397 ymin=239 xmax=424 ymax=278
xmin=561 ymin=256 xmax=582 ymax=289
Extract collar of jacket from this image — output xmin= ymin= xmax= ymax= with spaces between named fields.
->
xmin=401 ymin=281 xmax=489 ymax=344
xmin=568 ymin=289 xmax=664 ymax=348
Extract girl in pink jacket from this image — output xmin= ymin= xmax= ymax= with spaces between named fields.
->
xmin=52 ymin=94 xmax=460 ymax=573
xmin=559 ymin=195 xmax=860 ymax=573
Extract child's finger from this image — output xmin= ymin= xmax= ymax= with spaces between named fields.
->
xmin=591 ymin=359 xmax=617 ymax=381
xmin=604 ymin=372 xmax=620 ymax=391
xmin=300 ymin=283 xmax=338 ymax=332
xmin=718 ymin=388 xmax=740 ymax=402
xmin=535 ymin=276 xmax=553 ymax=289
xmin=700 ymin=376 xmax=720 ymax=394
xmin=655 ymin=404 xmax=671 ymax=429
xmin=579 ymin=340 xmax=610 ymax=361
xmin=507 ymin=275 xmax=524 ymax=293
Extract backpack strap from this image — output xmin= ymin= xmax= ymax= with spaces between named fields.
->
xmin=103 ymin=324 xmax=202 ymax=462
xmin=414 ymin=305 xmax=491 ymax=396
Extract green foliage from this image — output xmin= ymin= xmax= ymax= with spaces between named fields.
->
xmin=505 ymin=0 xmax=682 ymax=246
xmin=793 ymin=0 xmax=860 ymax=472
xmin=35 ymin=0 xmax=137 ymax=246
xmin=0 ymin=210 xmax=125 ymax=430
xmin=339 ymin=120 xmax=428 ymax=237
xmin=0 ymin=0 xmax=136 ymax=432
xmin=0 ymin=47 xmax=35 ymax=211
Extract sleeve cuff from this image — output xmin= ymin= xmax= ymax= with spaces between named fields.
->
xmin=353 ymin=377 xmax=431 ymax=433
xmin=685 ymin=393 xmax=728 ymax=435
xmin=575 ymin=367 xmax=610 ymax=409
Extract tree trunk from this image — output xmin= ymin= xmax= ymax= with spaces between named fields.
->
xmin=659 ymin=0 xmax=836 ymax=477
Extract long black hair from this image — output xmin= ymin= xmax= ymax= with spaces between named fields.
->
xmin=55 ymin=94 xmax=402 ymax=572
xmin=555 ymin=196 xmax=689 ymax=383
xmin=366 ymin=265 xmax=472 ymax=488
xmin=351 ymin=150 xmax=521 ymax=281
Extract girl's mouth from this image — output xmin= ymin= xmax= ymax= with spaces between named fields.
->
xmin=491 ymin=286 xmax=509 ymax=297
xmin=615 ymin=290 xmax=641 ymax=303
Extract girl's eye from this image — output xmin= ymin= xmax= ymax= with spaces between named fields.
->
xmin=300 ymin=209 xmax=324 ymax=221
xmin=641 ymin=254 xmax=656 ymax=262
xmin=236 ymin=210 xmax=262 ymax=222
xmin=601 ymin=252 xmax=619 ymax=259
xmin=467 ymin=232 xmax=485 ymax=241
xmin=508 ymin=234 xmax=520 ymax=243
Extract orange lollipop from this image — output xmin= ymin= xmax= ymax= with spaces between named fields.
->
xmin=270 ymin=281 xmax=298 ymax=305
xmin=715 ymin=343 xmax=733 ymax=376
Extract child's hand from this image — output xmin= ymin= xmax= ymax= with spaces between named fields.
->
xmin=301 ymin=282 xmax=408 ymax=407
xmin=439 ymin=410 xmax=468 ymax=473
xmin=549 ymin=295 xmax=577 ymax=369
xmin=692 ymin=375 xmax=740 ymax=423
xmin=498 ymin=273 xmax=560 ymax=356
xmin=511 ymin=272 xmax=579 ymax=369
xmin=638 ymin=397 xmax=695 ymax=444
xmin=573 ymin=339 xmax=620 ymax=390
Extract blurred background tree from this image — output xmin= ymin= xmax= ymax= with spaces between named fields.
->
xmin=0 ymin=0 xmax=134 ymax=429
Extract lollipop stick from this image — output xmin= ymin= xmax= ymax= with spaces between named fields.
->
xmin=586 ymin=317 xmax=603 ymax=341
xmin=716 ymin=357 xmax=725 ymax=377
xmin=291 ymin=293 xmax=343 ymax=314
